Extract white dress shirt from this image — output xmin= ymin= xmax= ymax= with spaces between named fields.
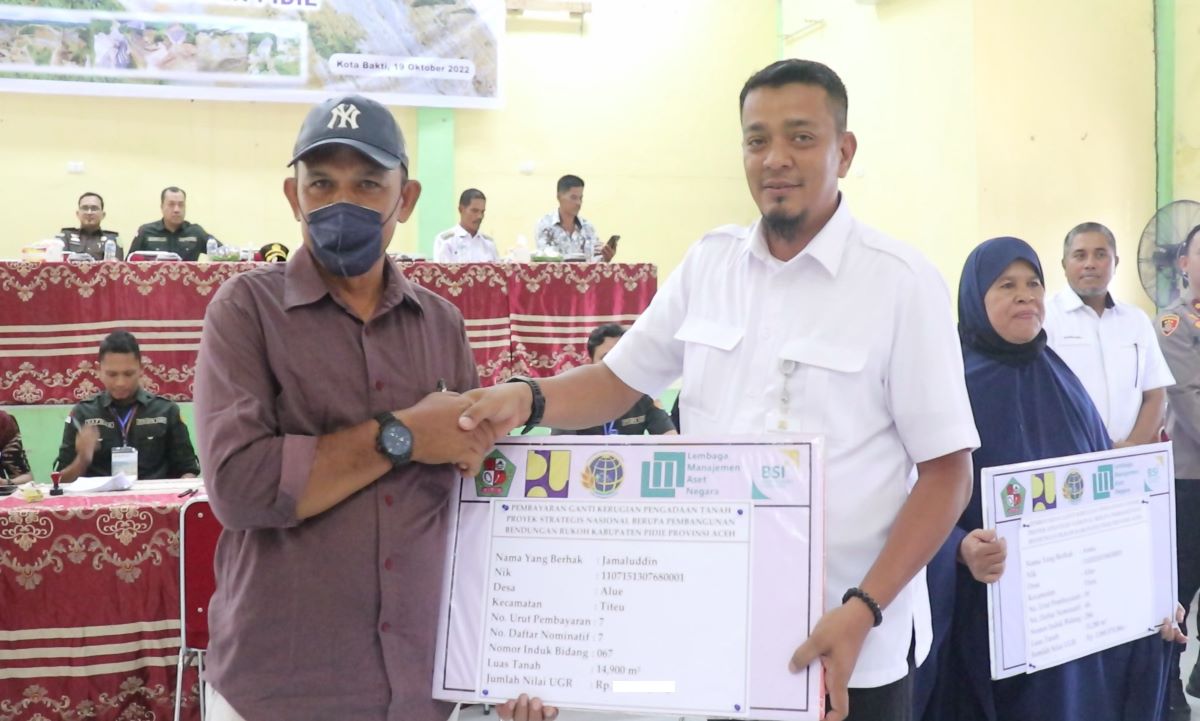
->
xmin=604 ymin=198 xmax=980 ymax=688
xmin=1044 ymin=289 xmax=1174 ymax=443
xmin=433 ymin=225 xmax=499 ymax=263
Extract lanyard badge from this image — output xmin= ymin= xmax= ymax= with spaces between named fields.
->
xmin=110 ymin=406 xmax=137 ymax=446
xmin=109 ymin=405 xmax=140 ymax=481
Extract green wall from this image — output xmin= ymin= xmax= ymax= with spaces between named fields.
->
xmin=416 ymin=107 xmax=456 ymax=257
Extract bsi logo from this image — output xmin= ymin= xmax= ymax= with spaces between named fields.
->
xmin=761 ymin=465 xmax=787 ymax=481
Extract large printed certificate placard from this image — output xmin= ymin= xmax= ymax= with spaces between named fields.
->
xmin=981 ymin=443 xmax=1177 ymax=679
xmin=432 ymin=436 xmax=825 ymax=720
xmin=0 ymin=0 xmax=501 ymax=107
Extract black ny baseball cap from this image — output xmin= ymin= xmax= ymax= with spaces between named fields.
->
xmin=289 ymin=94 xmax=408 ymax=171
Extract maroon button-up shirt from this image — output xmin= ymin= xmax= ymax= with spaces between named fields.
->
xmin=195 ymin=246 xmax=478 ymax=720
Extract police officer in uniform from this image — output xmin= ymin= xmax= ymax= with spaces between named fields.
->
xmin=56 ymin=192 xmax=123 ymax=260
xmin=550 ymin=324 xmax=676 ymax=436
xmin=1158 ymin=223 xmax=1200 ymax=716
xmin=258 ymin=242 xmax=289 ymax=263
xmin=129 ymin=186 xmax=216 ymax=261
xmin=54 ymin=330 xmax=200 ymax=483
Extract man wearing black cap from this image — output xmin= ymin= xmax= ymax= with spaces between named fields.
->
xmin=194 ymin=96 xmax=556 ymax=721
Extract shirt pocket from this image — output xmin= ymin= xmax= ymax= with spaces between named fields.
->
xmin=777 ymin=339 xmax=868 ymax=440
xmin=1051 ymin=335 xmax=1092 ymax=376
xmin=674 ymin=315 xmax=744 ymax=420
xmin=1111 ymin=341 xmax=1143 ymax=391
xmin=135 ymin=428 xmax=166 ymax=475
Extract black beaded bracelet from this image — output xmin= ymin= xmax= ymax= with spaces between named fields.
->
xmin=842 ymin=587 xmax=883 ymax=627
xmin=505 ymin=376 xmax=544 ymax=434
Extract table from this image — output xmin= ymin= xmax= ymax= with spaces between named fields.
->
xmin=0 ymin=482 xmax=200 ymax=720
xmin=0 ymin=260 xmax=658 ymax=404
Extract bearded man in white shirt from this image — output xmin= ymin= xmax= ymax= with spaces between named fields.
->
xmin=458 ymin=59 xmax=979 ymax=721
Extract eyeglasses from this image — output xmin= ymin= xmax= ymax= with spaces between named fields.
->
xmin=79 ymin=205 xmax=102 ymax=212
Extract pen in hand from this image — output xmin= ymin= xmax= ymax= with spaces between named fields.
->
xmin=436 ymin=379 xmax=448 ymax=393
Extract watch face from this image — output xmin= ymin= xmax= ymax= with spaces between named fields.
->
xmin=380 ymin=423 xmax=413 ymax=458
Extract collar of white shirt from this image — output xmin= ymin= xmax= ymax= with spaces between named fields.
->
xmin=451 ymin=224 xmax=481 ymax=240
xmin=546 ymin=210 xmax=588 ymax=231
xmin=1054 ymin=288 xmax=1116 ymax=314
xmin=743 ymin=194 xmax=852 ymax=276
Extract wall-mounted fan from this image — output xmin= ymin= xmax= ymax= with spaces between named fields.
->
xmin=1137 ymin=200 xmax=1200 ymax=310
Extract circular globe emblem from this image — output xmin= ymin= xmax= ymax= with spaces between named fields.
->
xmin=1062 ymin=470 xmax=1085 ymax=502
xmin=582 ymin=452 xmax=625 ymax=497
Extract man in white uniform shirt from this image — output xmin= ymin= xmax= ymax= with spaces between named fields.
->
xmin=1044 ymin=222 xmax=1173 ymax=446
xmin=458 ymin=59 xmax=979 ymax=721
xmin=433 ymin=188 xmax=499 ymax=262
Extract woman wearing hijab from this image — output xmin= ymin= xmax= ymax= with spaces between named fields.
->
xmin=915 ymin=236 xmax=1175 ymax=721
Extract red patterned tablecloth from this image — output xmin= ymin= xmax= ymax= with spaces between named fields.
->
xmin=507 ymin=262 xmax=659 ymax=377
xmin=0 ymin=490 xmax=198 ymax=721
xmin=0 ymin=260 xmax=657 ymax=404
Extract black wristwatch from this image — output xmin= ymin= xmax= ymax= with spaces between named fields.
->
xmin=505 ymin=376 xmax=544 ymax=434
xmin=375 ymin=412 xmax=414 ymax=468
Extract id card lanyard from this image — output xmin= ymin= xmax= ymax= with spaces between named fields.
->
xmin=110 ymin=405 xmax=137 ymax=447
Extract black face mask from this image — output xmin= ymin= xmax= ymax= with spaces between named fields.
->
xmin=305 ymin=202 xmax=387 ymax=277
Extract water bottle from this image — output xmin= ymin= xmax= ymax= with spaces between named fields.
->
xmin=513 ymin=234 xmax=532 ymax=263
xmin=206 ymin=238 xmax=218 ymax=258
xmin=45 ymin=237 xmax=65 ymax=261
xmin=103 ymin=239 xmax=116 ymax=261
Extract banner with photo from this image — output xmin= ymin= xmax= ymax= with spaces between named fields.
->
xmin=0 ymin=0 xmax=501 ymax=108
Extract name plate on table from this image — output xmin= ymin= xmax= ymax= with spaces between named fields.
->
xmin=981 ymin=442 xmax=1178 ymax=679
xmin=432 ymin=436 xmax=826 ymax=720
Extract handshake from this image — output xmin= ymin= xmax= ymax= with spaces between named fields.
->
xmin=396 ymin=381 xmax=537 ymax=476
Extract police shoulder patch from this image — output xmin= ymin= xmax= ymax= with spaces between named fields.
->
xmin=1161 ymin=314 xmax=1181 ymax=336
